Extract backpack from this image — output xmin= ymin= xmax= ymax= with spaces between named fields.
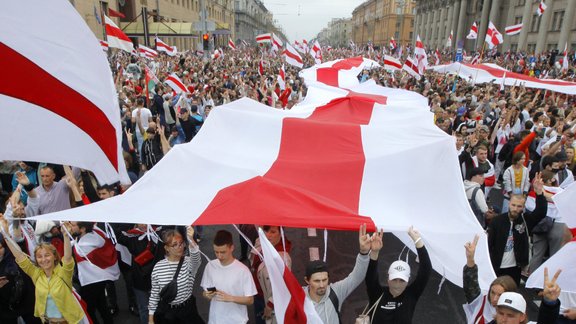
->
xmin=468 ymin=187 xmax=485 ymax=228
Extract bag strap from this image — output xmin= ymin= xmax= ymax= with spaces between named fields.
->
xmin=360 ymin=293 xmax=384 ymax=323
xmin=172 ymin=256 xmax=185 ymax=282
xmin=328 ymin=288 xmax=341 ymax=324
xmin=470 ymin=187 xmax=480 ymax=201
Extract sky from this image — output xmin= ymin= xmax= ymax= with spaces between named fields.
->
xmin=260 ymin=0 xmax=363 ymax=42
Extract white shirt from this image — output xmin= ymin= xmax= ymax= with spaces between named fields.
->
xmin=131 ymin=107 xmax=153 ymax=132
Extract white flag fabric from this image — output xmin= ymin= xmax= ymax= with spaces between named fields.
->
xmin=104 ymin=16 xmax=134 ymax=53
xmin=562 ymin=43 xmax=569 ymax=72
xmin=0 ymin=0 xmax=129 ymax=185
xmin=430 ymin=62 xmax=576 ymax=95
xmin=526 ymin=239 xmax=576 ymax=293
xmin=32 ymin=55 xmax=497 ymax=291
xmin=100 ymin=40 xmax=109 ymax=52
xmin=467 ymin=22 xmax=478 ymax=39
xmin=446 ymin=30 xmax=453 ymax=47
xmin=299 ymin=56 xmax=379 ymax=88
xmin=155 ymin=37 xmax=177 ymax=56
xmin=228 ymin=38 xmax=236 ymax=50
xmin=283 ymin=43 xmax=304 ymax=68
xmin=505 ymin=23 xmax=523 ymax=36
xmin=272 ymin=34 xmax=283 ymax=52
xmin=277 ymin=64 xmax=286 ymax=90
xmin=552 ymin=181 xmax=576 ymax=228
xmin=309 ymin=40 xmax=322 ymax=65
xmin=164 ymin=73 xmax=187 ymax=93
xmin=383 ymin=55 xmax=402 ymax=71
xmin=414 ymin=35 xmax=428 ymax=74
xmin=258 ymin=228 xmax=324 ymax=324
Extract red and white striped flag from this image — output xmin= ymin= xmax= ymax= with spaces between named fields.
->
xmin=164 ymin=73 xmax=187 ymax=93
xmin=228 ymin=38 xmax=236 ymax=50
xmin=310 ymin=40 xmax=322 ymax=64
xmin=241 ymin=39 xmax=249 ymax=47
xmin=402 ymin=56 xmax=421 ymax=80
xmin=100 ymin=40 xmax=108 ymax=52
xmin=259 ymin=59 xmax=265 ymax=76
xmin=505 ymin=23 xmax=523 ymax=36
xmin=414 ymin=35 xmax=428 ymax=74
xmin=302 ymin=39 xmax=309 ymax=52
xmin=155 ymin=37 xmax=177 ymax=56
xmin=0 ymin=1 xmax=130 ymax=185
xmin=277 ymin=64 xmax=286 ymax=90
xmin=74 ymin=227 xmax=120 ymax=286
xmin=138 ymin=45 xmax=158 ymax=59
xmin=272 ymin=33 xmax=283 ymax=52
xmin=435 ymin=48 xmax=441 ymax=65
xmin=446 ymin=30 xmax=453 ymax=47
xmin=258 ymin=228 xmax=324 ymax=324
xmin=536 ymin=1 xmax=547 ymax=16
xmin=467 ymin=22 xmax=478 ymax=39
xmin=390 ymin=37 xmax=397 ymax=50
xmin=283 ymin=43 xmax=304 ymax=68
xmin=383 ymin=55 xmax=402 ymax=71
xmin=256 ymin=33 xmax=272 ymax=43
xmin=470 ymin=53 xmax=480 ymax=65
xmin=485 ymin=21 xmax=503 ymax=49
xmin=104 ymin=15 xmax=134 ymax=53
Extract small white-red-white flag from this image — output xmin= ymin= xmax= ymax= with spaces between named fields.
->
xmin=164 ymin=73 xmax=187 ymax=93
xmin=100 ymin=40 xmax=108 ymax=52
xmin=277 ymin=64 xmax=286 ymax=90
xmin=241 ymin=39 xmax=249 ymax=47
xmin=505 ymin=23 xmax=523 ymax=36
xmin=562 ymin=42 xmax=569 ymax=72
xmin=435 ymin=48 xmax=441 ymax=65
xmin=414 ymin=35 xmax=428 ymax=74
xmin=402 ymin=56 xmax=421 ymax=80
xmin=310 ymin=40 xmax=322 ymax=64
xmin=470 ymin=53 xmax=480 ymax=65
xmin=485 ymin=21 xmax=503 ymax=49
xmin=272 ymin=34 xmax=283 ymax=52
xmin=155 ymin=37 xmax=177 ymax=56
xmin=467 ymin=22 xmax=478 ymax=39
xmin=258 ymin=228 xmax=324 ymax=324
xmin=105 ymin=16 xmax=134 ymax=53
xmin=259 ymin=59 xmax=265 ymax=76
xmin=228 ymin=38 xmax=236 ymax=50
xmin=302 ymin=39 xmax=309 ymax=52
xmin=446 ymin=30 xmax=453 ymax=47
xmin=536 ymin=1 xmax=547 ymax=16
xmin=383 ymin=55 xmax=402 ymax=71
xmin=390 ymin=37 xmax=397 ymax=50
xmin=283 ymin=43 xmax=304 ymax=68
xmin=256 ymin=33 xmax=272 ymax=43
xmin=138 ymin=45 xmax=158 ymax=59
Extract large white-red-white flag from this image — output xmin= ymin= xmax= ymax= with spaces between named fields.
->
xmin=256 ymin=33 xmax=272 ymax=43
xmin=258 ymin=228 xmax=323 ymax=324
xmin=104 ymin=15 xmax=134 ymax=53
xmin=383 ymin=55 xmax=402 ymax=71
xmin=0 ymin=1 xmax=129 ymax=185
xmin=536 ymin=1 xmax=547 ymax=16
xmin=485 ymin=21 xmax=503 ymax=49
xmin=467 ymin=22 xmax=478 ymax=39
xmin=283 ymin=43 xmax=304 ymax=68
xmin=155 ymin=37 xmax=177 ymax=56
xmin=138 ymin=45 xmax=158 ymax=59
xmin=504 ymin=23 xmax=523 ymax=36
xmin=299 ymin=56 xmax=380 ymax=88
xmin=164 ymin=73 xmax=187 ymax=93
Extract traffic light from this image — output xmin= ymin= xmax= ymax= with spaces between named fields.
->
xmin=202 ymin=33 xmax=209 ymax=50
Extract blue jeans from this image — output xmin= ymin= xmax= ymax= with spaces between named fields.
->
xmin=134 ymin=288 xmax=150 ymax=324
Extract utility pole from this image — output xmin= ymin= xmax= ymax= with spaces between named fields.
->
xmin=199 ymin=0 xmax=209 ymax=58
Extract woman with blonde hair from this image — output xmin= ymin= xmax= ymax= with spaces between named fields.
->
xmin=1 ymin=217 xmax=88 ymax=324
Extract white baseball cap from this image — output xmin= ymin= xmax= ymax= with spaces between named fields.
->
xmin=388 ymin=260 xmax=411 ymax=282
xmin=497 ymin=292 xmax=526 ymax=314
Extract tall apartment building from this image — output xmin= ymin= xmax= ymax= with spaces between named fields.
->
xmin=351 ymin=0 xmax=416 ymax=47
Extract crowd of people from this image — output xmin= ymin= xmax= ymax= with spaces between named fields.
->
xmin=1 ymin=43 xmax=576 ymax=324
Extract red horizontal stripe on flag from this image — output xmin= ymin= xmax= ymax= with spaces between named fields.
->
xmin=284 ymin=50 xmax=302 ymax=63
xmin=105 ymin=24 xmax=131 ymax=42
xmin=0 ymin=42 xmax=118 ymax=170
xmin=465 ymin=63 xmax=576 ymax=86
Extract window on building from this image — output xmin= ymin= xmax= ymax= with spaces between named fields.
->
xmin=530 ymin=14 xmax=540 ymax=32
xmin=395 ymin=31 xmax=399 ymax=38
xmin=547 ymin=43 xmax=557 ymax=51
xmin=514 ymin=16 xmax=522 ymax=25
xmin=409 ymin=31 xmax=413 ymax=39
xmin=510 ymin=44 xmax=518 ymax=52
xmin=527 ymin=43 xmax=536 ymax=53
xmin=517 ymin=0 xmax=525 ymax=6
xmin=396 ymin=7 xmax=402 ymax=15
xmin=410 ymin=19 xmax=414 ymax=27
xmin=551 ymin=11 xmax=564 ymax=31
xmin=396 ymin=21 xmax=401 ymax=28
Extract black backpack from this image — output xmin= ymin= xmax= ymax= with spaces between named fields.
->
xmin=468 ymin=187 xmax=485 ymax=228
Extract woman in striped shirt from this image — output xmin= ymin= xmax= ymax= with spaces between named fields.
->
xmin=148 ymin=227 xmax=203 ymax=324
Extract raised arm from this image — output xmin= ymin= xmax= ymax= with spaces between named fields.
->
xmin=0 ymin=215 xmax=27 ymax=263
xmin=463 ymin=235 xmax=482 ymax=303
xmin=407 ymin=226 xmax=431 ymax=297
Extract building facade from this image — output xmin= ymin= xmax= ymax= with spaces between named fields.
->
xmin=414 ymin=0 xmax=576 ymax=53
xmin=321 ymin=18 xmax=352 ymax=47
xmin=351 ymin=0 xmax=416 ymax=47
xmin=235 ymin=0 xmax=286 ymax=43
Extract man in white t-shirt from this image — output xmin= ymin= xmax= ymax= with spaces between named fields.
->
xmin=131 ymin=97 xmax=153 ymax=154
xmin=201 ymin=230 xmax=257 ymax=324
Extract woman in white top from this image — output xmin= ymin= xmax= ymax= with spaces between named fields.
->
xmin=502 ymin=152 xmax=531 ymax=213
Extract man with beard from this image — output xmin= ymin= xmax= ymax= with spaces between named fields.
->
xmin=303 ymin=225 xmax=371 ymax=324
xmin=487 ymin=173 xmax=547 ymax=285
